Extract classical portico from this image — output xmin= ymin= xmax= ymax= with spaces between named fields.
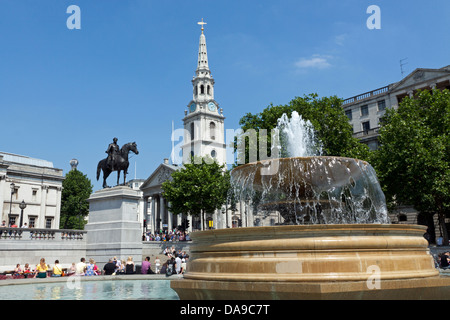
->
xmin=140 ymin=159 xmax=193 ymax=234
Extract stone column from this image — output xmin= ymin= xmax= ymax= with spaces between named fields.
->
xmin=227 ymin=208 xmax=232 ymax=229
xmin=151 ymin=196 xmax=156 ymax=234
xmin=168 ymin=207 xmax=173 ymax=231
xmin=213 ymin=209 xmax=218 ymax=229
xmin=187 ymin=214 xmax=192 ymax=233
xmin=0 ymin=175 xmax=6 ymax=221
xmin=176 ymin=213 xmax=181 ymax=229
xmin=39 ymin=185 xmax=48 ymax=228
xmin=54 ymin=186 xmax=62 ymax=229
xmin=160 ymin=195 xmax=165 ymax=230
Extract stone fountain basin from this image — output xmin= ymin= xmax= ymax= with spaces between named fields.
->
xmin=182 ymin=224 xmax=437 ymax=282
xmin=171 ymin=224 xmax=450 ymax=300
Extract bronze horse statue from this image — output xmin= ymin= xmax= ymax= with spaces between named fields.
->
xmin=97 ymin=142 xmax=139 ymax=188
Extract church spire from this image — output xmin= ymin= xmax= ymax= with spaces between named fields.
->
xmin=196 ymin=18 xmax=210 ymax=77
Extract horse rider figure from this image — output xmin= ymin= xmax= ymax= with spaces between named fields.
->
xmin=106 ymin=137 xmax=120 ymax=171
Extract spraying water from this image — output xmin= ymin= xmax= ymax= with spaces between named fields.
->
xmin=230 ymin=112 xmax=390 ymax=225
xmin=277 ymin=111 xmax=322 ymax=157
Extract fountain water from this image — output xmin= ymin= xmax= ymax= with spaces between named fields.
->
xmin=231 ymin=111 xmax=390 ymax=225
xmin=171 ymin=111 xmax=450 ymax=300
xmin=278 ymin=111 xmax=321 ymax=158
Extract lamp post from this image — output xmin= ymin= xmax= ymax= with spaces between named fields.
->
xmin=8 ymin=183 xmax=15 ymax=227
xmin=19 ymin=200 xmax=27 ymax=228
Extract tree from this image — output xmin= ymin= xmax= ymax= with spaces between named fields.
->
xmin=371 ymin=89 xmax=450 ymax=244
xmin=161 ymin=157 xmax=230 ymax=230
xmin=237 ymin=93 xmax=370 ymax=163
xmin=60 ymin=168 xmax=93 ymax=230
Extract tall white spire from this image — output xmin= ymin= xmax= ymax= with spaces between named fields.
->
xmin=196 ymin=18 xmax=210 ymax=77
xmin=182 ymin=19 xmax=226 ymax=166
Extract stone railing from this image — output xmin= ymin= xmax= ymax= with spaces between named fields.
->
xmin=343 ymin=86 xmax=389 ymax=105
xmin=0 ymin=227 xmax=86 ymax=241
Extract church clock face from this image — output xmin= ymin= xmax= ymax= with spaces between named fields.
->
xmin=208 ymin=102 xmax=216 ymax=112
xmin=190 ymin=103 xmax=196 ymax=113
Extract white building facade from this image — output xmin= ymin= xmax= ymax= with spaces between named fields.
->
xmin=0 ymin=152 xmax=64 ymax=228
xmin=342 ymin=65 xmax=450 ymax=150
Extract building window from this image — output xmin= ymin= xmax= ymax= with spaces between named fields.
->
xmin=32 ymin=189 xmax=38 ymax=202
xmin=360 ymin=105 xmax=369 ymax=117
xmin=207 ymin=85 xmax=211 ymax=95
xmin=211 ymin=149 xmax=216 ymax=158
xmin=210 ymin=122 xmax=216 ymax=140
xmin=200 ymin=85 xmax=205 ymax=94
xmin=9 ymin=216 xmax=17 ymax=227
xmin=362 ymin=121 xmax=370 ymax=133
xmin=377 ymin=100 xmax=386 ymax=111
xmin=29 ymin=217 xmax=36 ymax=228
xmin=45 ymin=217 xmax=53 ymax=229
xmin=345 ymin=110 xmax=353 ymax=121
xmin=190 ymin=123 xmax=195 ymax=141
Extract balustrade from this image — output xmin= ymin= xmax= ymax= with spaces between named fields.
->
xmin=0 ymin=227 xmax=86 ymax=241
xmin=343 ymin=86 xmax=389 ymax=105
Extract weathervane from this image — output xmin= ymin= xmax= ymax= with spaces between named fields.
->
xmin=198 ymin=18 xmax=207 ymax=33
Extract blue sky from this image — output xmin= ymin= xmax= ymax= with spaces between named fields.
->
xmin=1 ymin=0 xmax=449 ymax=191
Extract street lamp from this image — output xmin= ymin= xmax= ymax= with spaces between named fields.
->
xmin=19 ymin=200 xmax=27 ymax=228
xmin=8 ymin=183 xmax=15 ymax=227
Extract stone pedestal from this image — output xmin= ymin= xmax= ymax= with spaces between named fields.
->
xmin=86 ymin=186 xmax=142 ymax=268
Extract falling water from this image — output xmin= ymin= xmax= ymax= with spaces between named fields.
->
xmin=230 ymin=112 xmax=390 ymax=225
xmin=277 ymin=111 xmax=322 ymax=157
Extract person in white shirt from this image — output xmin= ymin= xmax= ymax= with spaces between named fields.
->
xmin=175 ymin=255 xmax=182 ymax=274
xmin=75 ymin=257 xmax=87 ymax=276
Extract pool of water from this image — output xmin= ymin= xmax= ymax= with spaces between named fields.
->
xmin=0 ymin=279 xmax=179 ymax=300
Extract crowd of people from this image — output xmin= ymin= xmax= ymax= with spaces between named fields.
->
xmin=3 ymin=249 xmax=189 ymax=280
xmin=143 ymin=228 xmax=191 ymax=242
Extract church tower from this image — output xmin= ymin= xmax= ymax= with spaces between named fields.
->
xmin=182 ymin=19 xmax=226 ymax=165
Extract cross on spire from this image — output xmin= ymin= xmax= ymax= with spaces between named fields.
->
xmin=198 ymin=18 xmax=207 ymax=34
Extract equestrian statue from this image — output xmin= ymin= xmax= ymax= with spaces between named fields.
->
xmin=97 ymin=138 xmax=139 ymax=188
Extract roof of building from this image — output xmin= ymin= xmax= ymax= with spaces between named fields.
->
xmin=0 ymin=152 xmax=54 ymax=168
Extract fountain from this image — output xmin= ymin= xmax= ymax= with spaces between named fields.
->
xmin=171 ymin=112 xmax=450 ymax=299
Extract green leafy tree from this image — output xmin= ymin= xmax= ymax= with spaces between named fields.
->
xmin=237 ymin=93 xmax=370 ymax=164
xmin=162 ymin=157 xmax=230 ymax=230
xmin=60 ymin=169 xmax=93 ymax=230
xmin=371 ymin=89 xmax=450 ymax=244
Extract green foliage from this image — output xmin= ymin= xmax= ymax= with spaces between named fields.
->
xmin=372 ymin=89 xmax=450 ymax=240
xmin=161 ymin=157 xmax=230 ymax=229
xmin=237 ymin=93 xmax=370 ymax=163
xmin=60 ymin=169 xmax=93 ymax=230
